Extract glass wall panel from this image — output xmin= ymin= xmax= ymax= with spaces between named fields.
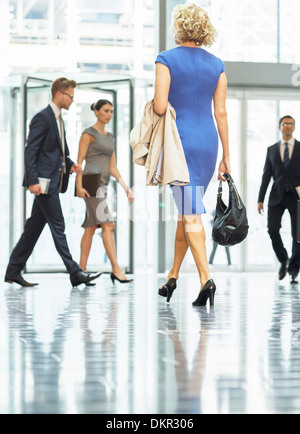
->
xmin=247 ymin=94 xmax=300 ymax=269
xmin=246 ymin=98 xmax=279 ymax=269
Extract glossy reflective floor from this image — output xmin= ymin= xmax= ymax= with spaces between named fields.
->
xmin=1 ymin=271 xmax=300 ymax=414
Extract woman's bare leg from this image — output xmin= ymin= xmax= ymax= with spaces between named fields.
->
xmin=80 ymin=226 xmax=97 ymax=271
xmin=101 ymin=222 xmax=127 ymax=280
xmin=182 ymin=214 xmax=211 ymax=287
xmin=161 ymin=217 xmax=189 ymax=288
xmin=170 ymin=218 xmax=189 ymax=279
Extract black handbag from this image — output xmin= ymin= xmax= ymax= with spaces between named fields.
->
xmin=212 ymin=173 xmax=249 ymax=246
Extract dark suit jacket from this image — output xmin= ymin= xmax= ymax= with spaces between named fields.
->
xmin=23 ymin=105 xmax=74 ymax=194
xmin=258 ymin=139 xmax=300 ymax=207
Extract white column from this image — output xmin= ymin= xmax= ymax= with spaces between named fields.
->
xmin=0 ymin=0 xmax=10 ymax=78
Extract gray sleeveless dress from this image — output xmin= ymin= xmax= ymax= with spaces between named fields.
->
xmin=81 ymin=126 xmax=115 ymax=228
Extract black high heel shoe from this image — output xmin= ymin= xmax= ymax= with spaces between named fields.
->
xmin=158 ymin=278 xmax=177 ymax=302
xmin=110 ymin=272 xmax=133 ymax=285
xmin=192 ymin=279 xmax=216 ymax=307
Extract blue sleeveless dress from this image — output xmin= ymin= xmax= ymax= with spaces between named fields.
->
xmin=155 ymin=46 xmax=225 ymax=215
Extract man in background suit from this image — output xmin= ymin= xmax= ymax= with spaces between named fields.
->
xmin=5 ymin=77 xmax=101 ymax=288
xmin=258 ymin=115 xmax=300 ymax=283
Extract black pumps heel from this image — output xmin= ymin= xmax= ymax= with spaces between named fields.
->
xmin=158 ymin=278 xmax=177 ymax=302
xmin=192 ymin=279 xmax=216 ymax=307
xmin=110 ymin=272 xmax=133 ymax=285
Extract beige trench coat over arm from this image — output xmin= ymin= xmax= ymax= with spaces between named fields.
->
xmin=129 ymin=100 xmax=190 ymax=187
xmin=129 ymin=100 xmax=160 ymax=166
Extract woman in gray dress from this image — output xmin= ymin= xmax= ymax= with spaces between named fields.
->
xmin=76 ymin=99 xmax=134 ymax=284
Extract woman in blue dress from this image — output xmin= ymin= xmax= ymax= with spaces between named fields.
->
xmin=155 ymin=3 xmax=231 ymax=306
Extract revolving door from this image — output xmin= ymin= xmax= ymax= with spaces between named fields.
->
xmin=8 ymin=74 xmax=140 ymax=274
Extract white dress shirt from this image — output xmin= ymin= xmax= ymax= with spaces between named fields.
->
xmin=50 ymin=101 xmax=66 ymax=173
xmin=280 ymin=137 xmax=295 ymax=161
xmin=49 ymin=101 xmax=62 ymax=136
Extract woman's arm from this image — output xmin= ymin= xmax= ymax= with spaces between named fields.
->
xmin=153 ymin=63 xmax=171 ymax=116
xmin=76 ymin=133 xmax=93 ymax=198
xmin=213 ymin=72 xmax=231 ymax=181
xmin=109 ymin=152 xmax=134 ymax=204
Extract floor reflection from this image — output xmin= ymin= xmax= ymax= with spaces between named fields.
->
xmin=267 ymin=283 xmax=300 ymax=413
xmin=158 ymin=306 xmax=212 ymax=414
xmin=1 ymin=272 xmax=300 ymax=414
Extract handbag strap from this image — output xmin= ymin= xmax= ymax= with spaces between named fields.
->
xmin=217 ymin=172 xmax=230 ymax=197
xmin=218 ymin=173 xmax=243 ymax=207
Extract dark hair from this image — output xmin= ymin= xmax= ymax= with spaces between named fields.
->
xmin=51 ymin=77 xmax=77 ymax=98
xmin=279 ymin=115 xmax=295 ymax=126
xmin=91 ymin=99 xmax=113 ymax=112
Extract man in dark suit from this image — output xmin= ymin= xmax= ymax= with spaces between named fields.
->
xmin=258 ymin=115 xmax=300 ymax=283
xmin=5 ymin=77 xmax=101 ymax=288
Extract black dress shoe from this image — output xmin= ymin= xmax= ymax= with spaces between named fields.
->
xmin=279 ymin=261 xmax=288 ymax=280
xmin=70 ymin=271 xmax=102 ymax=288
xmin=5 ymin=274 xmax=39 ymax=287
xmin=291 ymin=273 xmax=299 ymax=284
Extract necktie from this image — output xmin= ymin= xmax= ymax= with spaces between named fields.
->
xmin=283 ymin=142 xmax=290 ymax=192
xmin=58 ymin=115 xmax=66 ymax=174
xmin=283 ymin=142 xmax=290 ymax=168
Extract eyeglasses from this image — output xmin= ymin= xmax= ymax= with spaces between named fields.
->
xmin=281 ymin=122 xmax=295 ymax=127
xmin=61 ymin=91 xmax=74 ymax=100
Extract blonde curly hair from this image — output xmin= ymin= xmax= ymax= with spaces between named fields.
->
xmin=171 ymin=3 xmax=217 ymax=47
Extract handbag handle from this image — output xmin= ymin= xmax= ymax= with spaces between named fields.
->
xmin=217 ymin=173 xmax=230 ymax=197
xmin=217 ymin=173 xmax=243 ymax=209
